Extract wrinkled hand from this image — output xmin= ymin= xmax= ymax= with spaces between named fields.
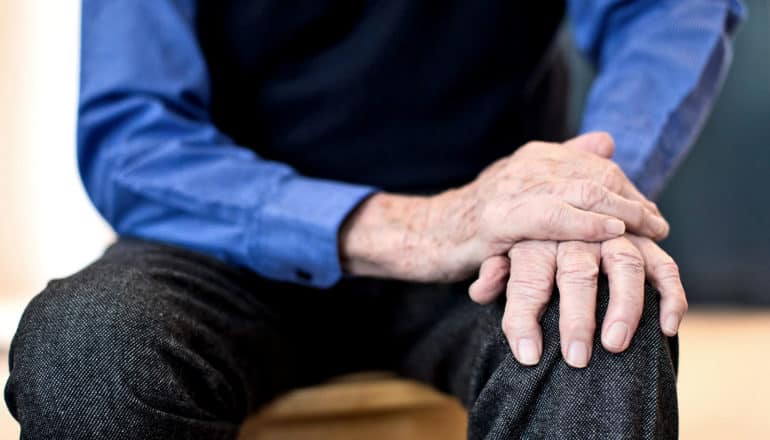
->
xmin=439 ymin=132 xmax=670 ymax=277
xmin=468 ymin=235 xmax=687 ymax=368
xmin=341 ymin=132 xmax=670 ymax=283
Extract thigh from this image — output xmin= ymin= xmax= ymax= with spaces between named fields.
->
xmin=5 ymin=238 xmax=324 ymax=439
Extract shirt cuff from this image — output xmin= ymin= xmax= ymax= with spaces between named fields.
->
xmin=248 ymin=175 xmax=376 ymax=288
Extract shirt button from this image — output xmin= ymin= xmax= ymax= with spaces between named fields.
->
xmin=295 ymin=269 xmax=312 ymax=282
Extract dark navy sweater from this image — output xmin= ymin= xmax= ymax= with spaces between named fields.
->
xmin=196 ymin=0 xmax=566 ymax=193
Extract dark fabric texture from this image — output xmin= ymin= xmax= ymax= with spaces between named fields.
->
xmin=5 ymin=238 xmax=678 ymax=439
xmin=196 ymin=0 xmax=567 ymax=193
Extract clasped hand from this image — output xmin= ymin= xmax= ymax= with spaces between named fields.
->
xmin=464 ymin=133 xmax=686 ymax=368
xmin=340 ymin=131 xmax=687 ymax=369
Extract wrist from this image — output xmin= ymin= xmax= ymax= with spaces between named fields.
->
xmin=339 ymin=192 xmax=438 ymax=281
xmin=339 ymin=188 xmax=481 ymax=282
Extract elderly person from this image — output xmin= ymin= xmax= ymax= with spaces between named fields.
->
xmin=6 ymin=0 xmax=743 ymax=438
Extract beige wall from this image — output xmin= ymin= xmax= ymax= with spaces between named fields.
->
xmin=0 ymin=0 xmax=113 ymax=307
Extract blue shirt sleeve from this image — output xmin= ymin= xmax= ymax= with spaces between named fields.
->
xmin=78 ymin=0 xmax=376 ymax=288
xmin=568 ymin=0 xmax=746 ymax=198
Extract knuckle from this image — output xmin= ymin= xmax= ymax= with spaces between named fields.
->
xmin=653 ymin=260 xmax=681 ymax=283
xmin=601 ymin=162 xmax=623 ymax=189
xmin=557 ymin=261 xmax=599 ymax=288
xmin=540 ymin=202 xmax=565 ymax=233
xmin=501 ymin=320 xmax=518 ymax=340
xmin=501 ymin=318 xmax=515 ymax=337
xmin=665 ymin=300 xmax=689 ymax=322
xmin=579 ymin=180 xmax=606 ymax=208
xmin=559 ymin=259 xmax=599 ymax=275
xmin=508 ymin=277 xmax=552 ymax=303
xmin=501 ymin=316 xmax=535 ymax=338
xmin=485 ymin=265 xmax=509 ymax=284
xmin=588 ymin=217 xmax=607 ymax=240
xmin=608 ymin=161 xmax=622 ymax=177
xmin=596 ymin=131 xmax=615 ymax=147
xmin=605 ymin=250 xmax=645 ymax=275
xmin=480 ymin=157 xmax=510 ymax=179
xmin=510 ymin=240 xmax=557 ymax=260
xmin=629 ymin=201 xmax=646 ymax=227
xmin=557 ymin=249 xmax=599 ymax=282
xmin=561 ymin=315 xmax=596 ymax=335
xmin=673 ymin=297 xmax=689 ymax=315
xmin=520 ymin=141 xmax=543 ymax=155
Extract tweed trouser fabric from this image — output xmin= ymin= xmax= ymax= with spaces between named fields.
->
xmin=5 ymin=238 xmax=678 ymax=439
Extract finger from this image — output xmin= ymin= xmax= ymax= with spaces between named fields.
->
xmin=556 ymin=179 xmax=669 ymax=240
xmin=469 ymin=255 xmax=510 ymax=305
xmin=519 ymin=137 xmax=662 ymax=225
xmin=509 ymin=197 xmax=627 ymax=243
xmin=556 ymin=241 xmax=601 ymax=368
xmin=502 ymin=240 xmax=557 ymax=366
xmin=600 ymin=236 xmax=645 ymax=353
xmin=598 ymin=162 xmax=664 ymax=227
xmin=559 ymin=145 xmax=662 ymax=224
xmin=619 ymin=180 xmax=660 ymax=223
xmin=563 ymin=131 xmax=615 ymax=158
xmin=626 ymin=235 xmax=688 ymax=336
xmin=647 ymin=201 xmax=663 ymax=217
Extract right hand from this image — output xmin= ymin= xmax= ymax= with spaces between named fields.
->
xmin=340 ymin=132 xmax=667 ymax=283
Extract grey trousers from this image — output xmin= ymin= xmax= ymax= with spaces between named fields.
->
xmin=5 ymin=238 xmax=678 ymax=439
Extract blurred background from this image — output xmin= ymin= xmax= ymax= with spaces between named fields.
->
xmin=0 ymin=0 xmax=768 ymax=438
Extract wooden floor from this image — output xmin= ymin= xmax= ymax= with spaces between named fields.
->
xmin=1 ymin=309 xmax=769 ymax=439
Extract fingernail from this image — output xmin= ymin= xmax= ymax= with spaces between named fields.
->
xmin=663 ymin=314 xmax=680 ymax=335
xmin=605 ymin=219 xmax=625 ymax=235
xmin=566 ymin=341 xmax=589 ymax=368
xmin=603 ymin=322 xmax=629 ymax=349
xmin=517 ymin=339 xmax=540 ymax=366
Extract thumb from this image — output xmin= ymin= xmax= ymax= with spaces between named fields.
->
xmin=563 ymin=131 xmax=615 ymax=158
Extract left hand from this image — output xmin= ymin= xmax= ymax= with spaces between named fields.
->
xmin=468 ymin=234 xmax=687 ymax=368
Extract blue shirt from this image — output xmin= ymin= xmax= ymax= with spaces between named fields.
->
xmin=78 ymin=0 xmax=745 ymax=289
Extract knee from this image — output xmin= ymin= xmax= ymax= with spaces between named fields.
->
xmin=542 ymin=275 xmax=677 ymax=370
xmin=9 ymin=263 xmax=156 ymax=359
xmin=473 ymin=275 xmax=677 ymax=388
xmin=467 ymin=278 xmax=678 ymax=437
xmin=4 ymin=265 xmax=164 ymax=435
